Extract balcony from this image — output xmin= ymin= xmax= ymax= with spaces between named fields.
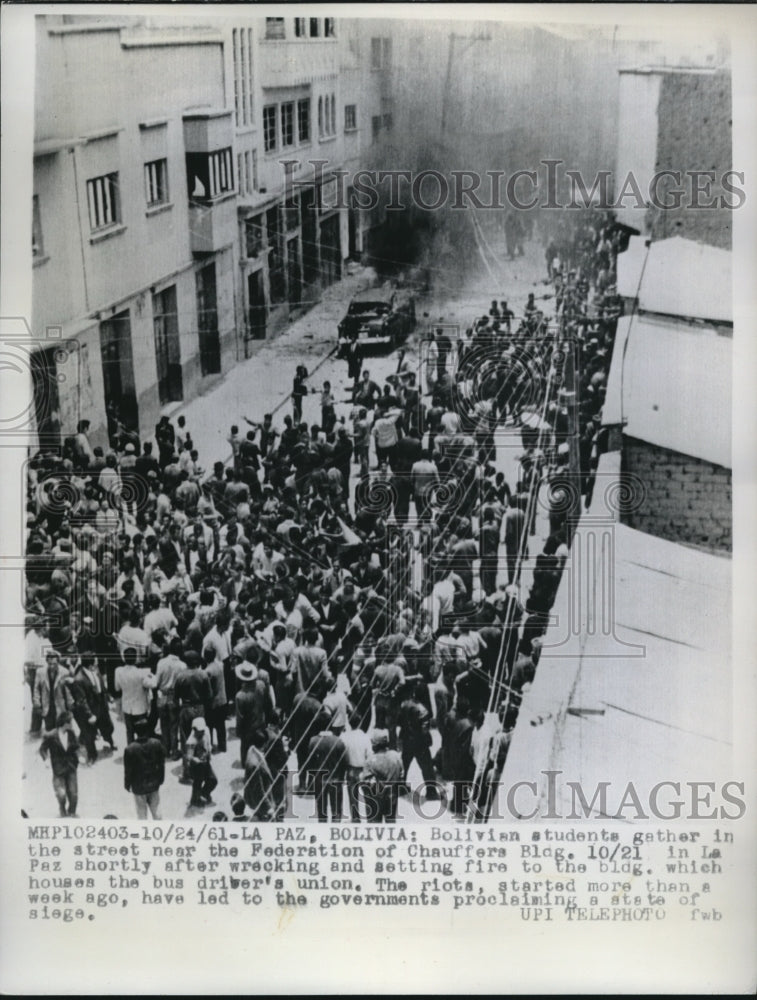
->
xmin=259 ymin=38 xmax=339 ymax=88
xmin=183 ymin=109 xmax=233 ymax=153
xmin=189 ymin=193 xmax=236 ymax=254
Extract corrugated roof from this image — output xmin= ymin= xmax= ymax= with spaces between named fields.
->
xmin=616 ymin=235 xmax=732 ymax=323
xmin=602 ymin=313 xmax=731 ymax=468
xmin=500 ymin=474 xmax=732 ymax=818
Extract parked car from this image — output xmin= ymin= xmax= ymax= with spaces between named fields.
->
xmin=337 ymin=285 xmax=416 ymax=350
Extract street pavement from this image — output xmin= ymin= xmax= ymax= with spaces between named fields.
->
xmin=23 ymin=233 xmax=553 ymax=821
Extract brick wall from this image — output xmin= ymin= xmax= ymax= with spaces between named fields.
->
xmin=621 ymin=436 xmax=731 ymax=553
xmin=649 ymin=70 xmax=733 ymax=250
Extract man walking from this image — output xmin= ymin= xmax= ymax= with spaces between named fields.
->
xmin=361 ymin=730 xmax=403 ymax=823
xmin=123 ymin=718 xmax=165 ymax=819
xmin=71 ymin=653 xmax=115 ymax=763
xmin=39 ymin=711 xmax=80 ymax=817
xmin=114 ymin=647 xmax=155 ymax=745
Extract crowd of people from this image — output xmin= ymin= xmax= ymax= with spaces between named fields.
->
xmin=25 ymin=210 xmax=624 ymax=823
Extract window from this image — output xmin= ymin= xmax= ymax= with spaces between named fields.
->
xmin=265 ymin=17 xmax=285 ymax=40
xmin=325 ymin=18 xmax=335 ymax=38
xmin=371 ymin=36 xmax=391 ymax=69
xmin=232 ymin=27 xmax=254 ymax=126
xmin=297 ymin=98 xmax=310 ymax=143
xmin=245 ymin=215 xmax=264 ymax=257
xmin=208 ymin=149 xmax=234 ymax=197
xmin=382 ymin=113 xmax=393 ymax=133
xmin=372 ymin=116 xmax=382 ymax=145
xmin=186 ymin=149 xmax=234 ymax=200
xmin=239 ymin=28 xmax=248 ymax=126
xmin=344 ymin=104 xmax=357 ymax=132
xmin=32 ymin=195 xmax=44 ymax=258
xmin=281 ymin=101 xmax=295 ymax=147
xmin=144 ymin=158 xmax=169 ymax=207
xmin=319 ymin=94 xmax=336 ymax=138
xmin=284 ymin=195 xmax=299 ymax=231
xmin=294 ymin=17 xmax=306 ymax=38
xmin=309 ymin=18 xmax=320 ymax=38
xmin=86 ymin=172 xmax=120 ymax=231
xmin=263 ymin=105 xmax=277 ymax=152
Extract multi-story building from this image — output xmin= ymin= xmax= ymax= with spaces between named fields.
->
xmin=31 ymin=13 xmax=388 ymax=447
xmin=32 ymin=15 xmax=238 ymax=448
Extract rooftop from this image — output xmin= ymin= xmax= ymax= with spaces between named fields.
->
xmin=500 ymin=456 xmax=732 ymax=819
xmin=617 ymin=235 xmax=733 ymax=324
xmin=602 ymin=312 xmax=731 ymax=468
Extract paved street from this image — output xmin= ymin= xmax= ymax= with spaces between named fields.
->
xmin=23 ymin=234 xmax=551 ymax=822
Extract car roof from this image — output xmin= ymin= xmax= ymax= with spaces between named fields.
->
xmin=351 ymin=286 xmax=394 ymax=304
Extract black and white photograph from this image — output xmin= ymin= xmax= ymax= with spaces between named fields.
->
xmin=1 ymin=3 xmax=755 ymax=993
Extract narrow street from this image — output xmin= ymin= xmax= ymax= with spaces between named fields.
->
xmin=23 ymin=233 xmax=551 ymax=822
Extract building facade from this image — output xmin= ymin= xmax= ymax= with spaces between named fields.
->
xmin=31 ymin=13 xmax=388 ymax=448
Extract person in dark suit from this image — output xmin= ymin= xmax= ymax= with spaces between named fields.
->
xmin=304 ymin=729 xmax=348 ymax=822
xmin=312 ymin=585 xmax=346 ymax=659
xmin=71 ymin=654 xmax=115 ymax=762
xmin=33 ymin=649 xmax=73 ymax=734
xmin=124 ymin=718 xmax=165 ymax=819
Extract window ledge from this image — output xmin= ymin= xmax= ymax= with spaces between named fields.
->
xmin=146 ymin=202 xmax=174 ymax=218
xmin=32 ymin=254 xmax=50 ymax=268
xmin=189 ymin=191 xmax=237 ymax=208
xmin=318 ymin=134 xmax=338 ymax=144
xmin=89 ymin=224 xmax=127 ymax=245
xmin=344 ymin=127 xmax=358 ymax=134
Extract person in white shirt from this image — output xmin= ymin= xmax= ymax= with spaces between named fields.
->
xmin=252 ymin=541 xmax=284 ymax=581
xmin=429 ymin=573 xmax=456 ymax=634
xmin=323 ymin=682 xmax=352 ymax=735
xmin=143 ymin=594 xmax=178 ymax=639
xmin=341 ymin=714 xmax=373 ymax=822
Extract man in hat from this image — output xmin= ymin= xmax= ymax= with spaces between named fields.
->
xmin=235 ymin=659 xmax=275 ymax=767
xmin=39 ymin=711 xmax=80 ymax=817
xmin=361 ymin=730 xmax=403 ymax=823
xmin=185 ymin=717 xmax=217 ymax=808
xmin=33 ymin=649 xmax=74 ymax=735
xmin=124 ymin=717 xmax=165 ymax=819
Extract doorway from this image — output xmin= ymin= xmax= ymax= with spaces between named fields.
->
xmin=100 ymin=309 xmax=138 ymax=436
xmin=152 ymin=284 xmax=183 ymax=405
xmin=195 ymin=262 xmax=221 ymax=376
xmin=30 ymin=346 xmax=61 ymax=451
xmin=287 ymin=236 xmax=302 ymax=307
xmin=247 ymin=269 xmax=267 ymax=342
